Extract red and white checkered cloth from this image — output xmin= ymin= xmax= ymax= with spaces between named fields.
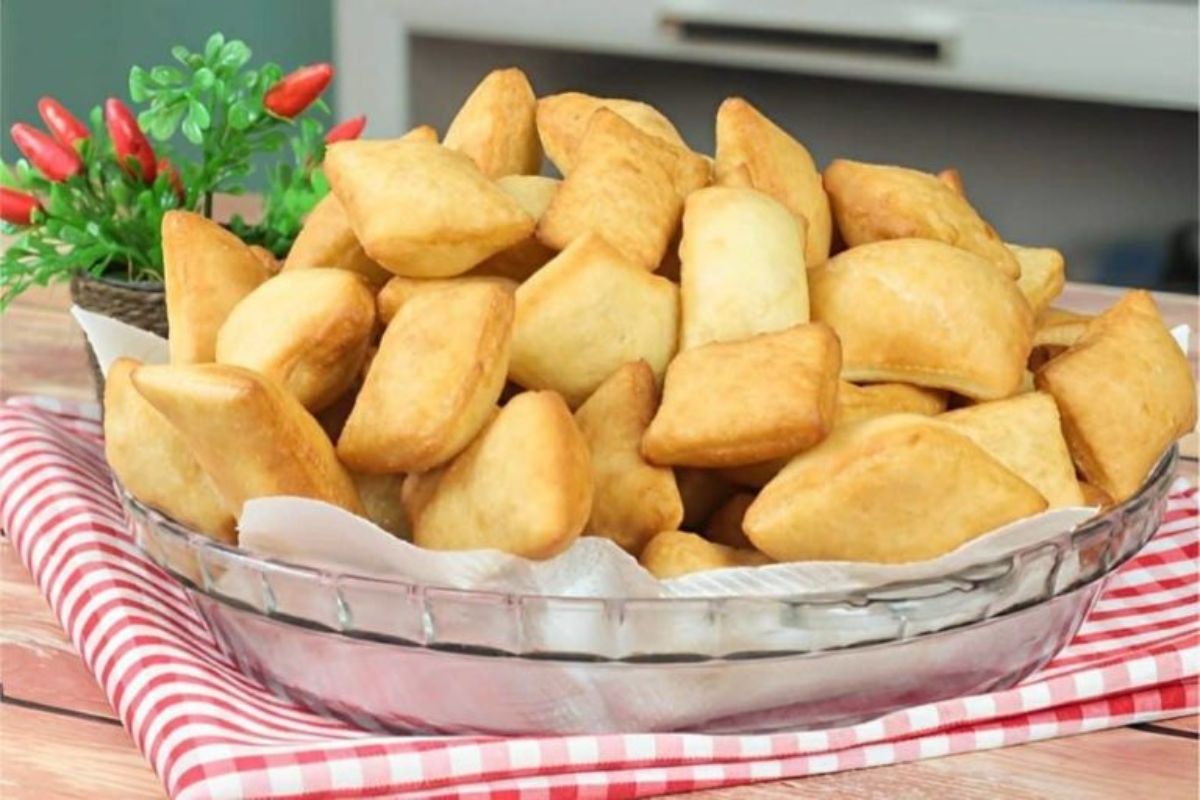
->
xmin=1 ymin=397 xmax=1196 ymax=800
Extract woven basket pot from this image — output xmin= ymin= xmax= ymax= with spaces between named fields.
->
xmin=69 ymin=272 xmax=168 ymax=401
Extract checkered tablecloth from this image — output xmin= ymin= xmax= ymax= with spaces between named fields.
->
xmin=1 ymin=396 xmax=1195 ymax=800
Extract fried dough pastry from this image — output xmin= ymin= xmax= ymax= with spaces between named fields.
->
xmin=810 ymin=239 xmax=1033 ymax=399
xmin=400 ymin=124 xmax=439 ymax=144
xmin=1036 ymin=290 xmax=1196 ymax=502
xmin=536 ymin=109 xmax=709 ymax=270
xmin=642 ymin=323 xmax=841 ymax=467
xmin=338 ymin=282 xmax=514 ymax=473
xmin=744 ymin=415 xmax=1047 ymax=563
xmin=679 ymin=186 xmax=809 ymax=350
xmin=131 ymin=363 xmax=363 ymax=516
xmin=162 ymin=210 xmax=269 ymax=364
xmin=215 ymin=269 xmax=376 ymax=412
xmin=282 ymin=193 xmax=392 ymax=287
xmin=1079 ymin=481 xmax=1113 ymax=508
xmin=536 ymin=91 xmax=689 ymax=175
xmin=937 ymin=168 xmax=965 ymax=195
xmin=704 ymin=492 xmax=755 ymax=550
xmin=940 ymin=392 xmax=1084 ymax=507
xmin=714 ymin=97 xmax=831 ymax=267
xmin=575 ymin=361 xmax=683 ymax=554
xmin=376 ymin=274 xmax=516 ymax=325
xmin=325 ymin=139 xmax=534 ymax=277
xmin=470 ymin=175 xmax=560 ymax=281
xmin=823 ymin=160 xmax=1019 ymax=278
xmin=104 ymin=358 xmax=235 ymax=542
xmin=510 ymin=233 xmax=679 ymax=407
xmin=640 ymin=530 xmax=769 ymax=579
xmin=413 ymin=391 xmax=593 ymax=558
xmin=1010 ymin=244 xmax=1065 ymax=315
xmin=443 ymin=67 xmax=541 ymax=178
xmin=351 ymin=472 xmax=411 ymax=540
xmin=719 ymin=381 xmax=947 ymax=488
xmin=248 ymin=245 xmax=281 ymax=276
xmin=1032 ymin=307 xmax=1092 ymax=351
xmin=835 ymin=381 xmax=949 ymax=426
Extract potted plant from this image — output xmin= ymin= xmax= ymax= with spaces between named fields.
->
xmin=1 ymin=32 xmax=364 ymax=388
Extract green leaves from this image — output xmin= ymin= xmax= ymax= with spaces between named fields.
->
xmin=218 ymin=40 xmax=251 ymax=71
xmin=129 ymin=67 xmax=150 ymax=102
xmin=3 ymin=30 xmax=337 ymax=309
xmin=204 ymin=32 xmax=225 ymax=62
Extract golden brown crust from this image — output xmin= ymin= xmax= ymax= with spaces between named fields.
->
xmin=639 ymin=530 xmax=769 ymax=579
xmin=744 ymin=415 xmax=1047 ymax=563
xmin=104 ymin=358 xmax=235 ymax=542
xmin=282 ymin=193 xmax=392 ymax=287
xmin=810 ymin=239 xmax=1034 ymax=399
xmin=679 ymin=186 xmax=809 ymax=350
xmin=714 ymin=97 xmax=831 ymax=267
xmin=720 ymin=381 xmax=948 ymax=488
xmin=131 ymin=363 xmax=363 ymax=516
xmin=338 ymin=282 xmax=514 ymax=473
xmin=510 ymin=233 xmax=679 ymax=407
xmin=1010 ymin=244 xmax=1066 ymax=315
xmin=575 ymin=361 xmax=683 ymax=554
xmin=325 ymin=140 xmax=534 ymax=277
xmin=536 ymin=109 xmax=707 ymax=270
xmin=350 ymin=472 xmax=411 ymax=540
xmin=375 ymin=275 xmax=516 ymax=326
xmin=937 ymin=168 xmax=965 ymax=195
xmin=162 ymin=210 xmax=269 ymax=364
xmin=399 ymin=124 xmax=439 ymax=144
xmin=1032 ymin=307 xmax=1092 ymax=350
xmin=939 ymin=391 xmax=1084 ymax=507
xmin=824 ymin=160 xmax=1019 ymax=278
xmin=834 ymin=382 xmax=949 ymax=426
xmin=248 ymin=245 xmax=281 ymax=276
xmin=1078 ymin=481 xmax=1113 ymax=508
xmin=413 ymin=391 xmax=593 ymax=558
xmin=468 ymin=175 xmax=560 ymax=282
xmin=642 ymin=323 xmax=842 ymax=467
xmin=215 ymin=269 xmax=377 ymax=412
xmin=536 ymin=92 xmax=690 ymax=175
xmin=443 ymin=67 xmax=541 ymax=178
xmin=1035 ymin=290 xmax=1196 ymax=502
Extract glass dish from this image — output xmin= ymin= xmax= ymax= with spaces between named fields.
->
xmin=125 ymin=446 xmax=1176 ymax=734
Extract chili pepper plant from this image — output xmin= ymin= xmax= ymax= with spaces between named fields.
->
xmin=1 ymin=33 xmax=364 ymax=309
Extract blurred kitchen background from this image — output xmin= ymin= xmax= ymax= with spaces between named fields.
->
xmin=3 ymin=0 xmax=1196 ymax=292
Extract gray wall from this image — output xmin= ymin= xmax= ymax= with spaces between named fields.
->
xmin=410 ymin=36 xmax=1198 ymax=289
xmin=1 ymin=0 xmax=333 ymax=183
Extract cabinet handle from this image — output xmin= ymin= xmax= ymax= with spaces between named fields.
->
xmin=661 ymin=15 xmax=948 ymax=63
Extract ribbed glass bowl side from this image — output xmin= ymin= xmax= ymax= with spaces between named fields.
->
xmin=125 ymin=445 xmax=1177 ymax=662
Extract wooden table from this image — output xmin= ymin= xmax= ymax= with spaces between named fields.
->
xmin=1 ymin=283 xmax=1197 ymax=799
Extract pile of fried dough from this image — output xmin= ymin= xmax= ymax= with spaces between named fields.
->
xmin=104 ymin=67 xmax=1197 ymax=580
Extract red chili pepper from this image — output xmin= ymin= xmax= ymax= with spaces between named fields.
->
xmin=325 ymin=115 xmax=366 ymax=144
xmin=105 ymin=98 xmax=157 ymax=183
xmin=264 ymin=63 xmax=333 ymax=119
xmin=37 ymin=97 xmax=89 ymax=148
xmin=158 ymin=157 xmax=185 ymax=201
xmin=10 ymin=123 xmax=83 ymax=182
xmin=0 ymin=188 xmax=41 ymax=226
